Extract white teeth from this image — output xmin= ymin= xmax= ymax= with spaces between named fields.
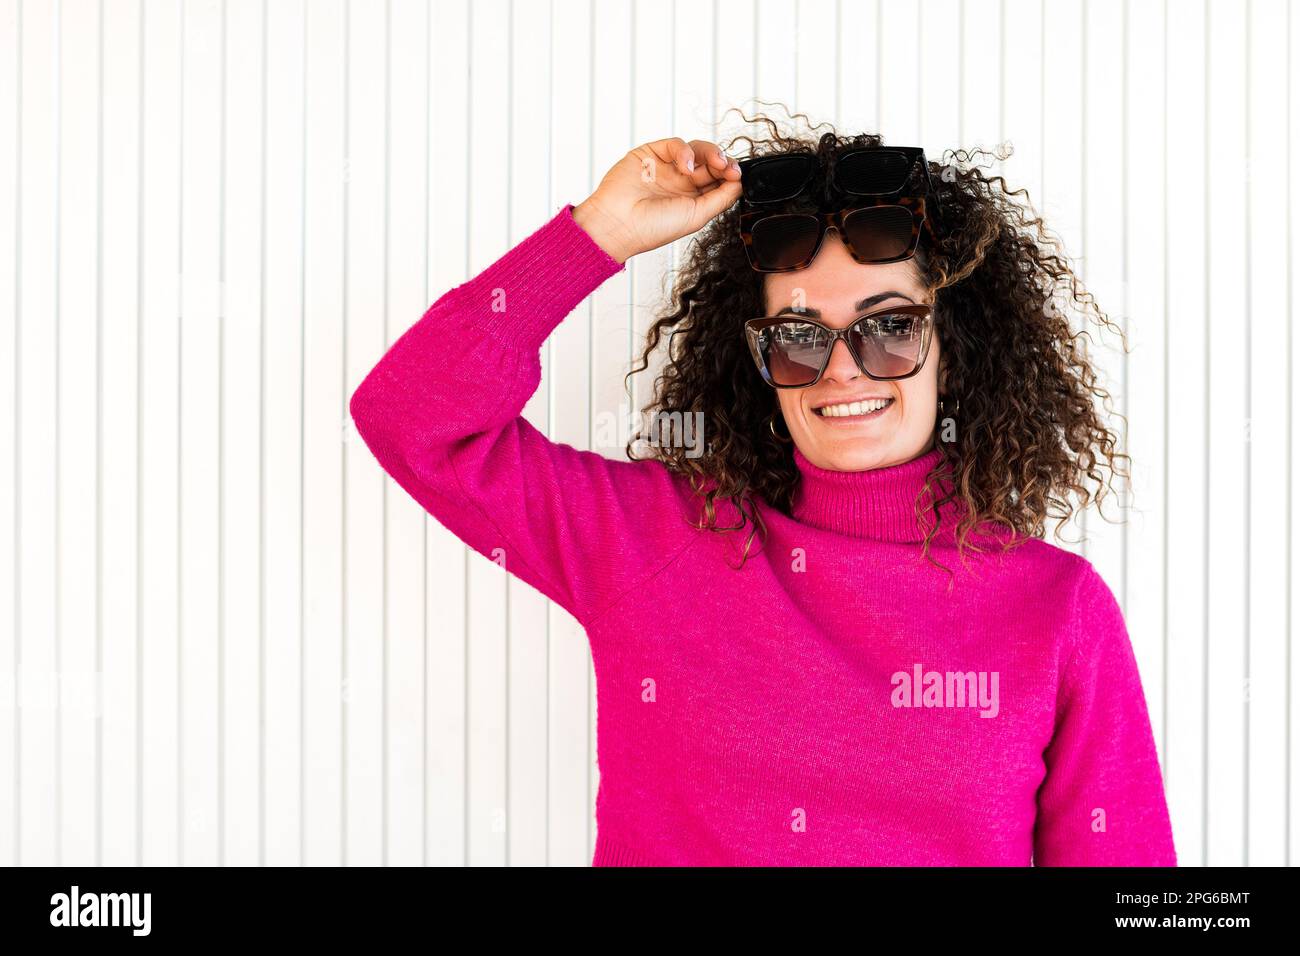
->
xmin=817 ymin=398 xmax=893 ymax=417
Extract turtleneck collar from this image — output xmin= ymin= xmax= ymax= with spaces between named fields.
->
xmin=790 ymin=443 xmax=956 ymax=543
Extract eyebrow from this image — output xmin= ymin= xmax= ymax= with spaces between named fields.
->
xmin=774 ymin=291 xmax=916 ymax=319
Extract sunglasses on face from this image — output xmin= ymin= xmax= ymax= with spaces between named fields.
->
xmin=738 ymin=146 xmax=944 ymax=273
xmin=743 ymin=303 xmax=935 ymax=388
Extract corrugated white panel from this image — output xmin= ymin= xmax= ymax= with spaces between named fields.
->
xmin=423 ymin=0 xmax=467 ymax=867
xmin=139 ymin=0 xmax=183 ymax=866
xmin=463 ymin=0 xmax=508 ymax=868
xmin=1 ymin=0 xmax=1294 ymax=868
xmin=301 ymin=0 xmax=345 ymax=866
xmin=221 ymin=0 xmax=264 ymax=868
xmin=342 ymin=0 xmax=387 ymax=866
xmin=262 ymin=0 xmax=306 ymax=868
xmin=507 ymin=0 xmax=552 ymax=868
xmin=0 ymin=0 xmax=18 ymax=872
xmin=18 ymin=0 xmax=61 ymax=867
xmin=1290 ymin=0 xmax=1300 ymax=874
xmin=384 ymin=0 xmax=427 ymax=868
xmin=177 ymin=0 xmax=222 ymax=867
xmin=588 ymin=0 xmax=634 ymax=868
xmin=1206 ymin=0 xmax=1249 ymax=866
xmin=99 ymin=0 xmax=142 ymax=869
xmin=1124 ymin=0 xmax=1170 ymax=820
xmin=549 ymin=0 xmax=597 ymax=869
xmin=57 ymin=0 xmax=99 ymax=868
xmin=1164 ymin=0 xmax=1209 ymax=867
xmin=1247 ymin=0 xmax=1290 ymax=867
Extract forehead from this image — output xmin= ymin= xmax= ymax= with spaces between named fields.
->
xmin=761 ymin=235 xmax=927 ymax=315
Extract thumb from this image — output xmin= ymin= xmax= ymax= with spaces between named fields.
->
xmin=690 ymin=179 xmax=742 ymax=228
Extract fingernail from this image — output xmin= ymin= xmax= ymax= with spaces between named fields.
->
xmin=686 ymin=157 xmax=695 ymax=172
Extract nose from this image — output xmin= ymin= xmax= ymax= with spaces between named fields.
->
xmin=819 ymin=335 xmax=862 ymax=384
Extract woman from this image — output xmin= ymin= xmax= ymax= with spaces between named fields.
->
xmin=349 ymin=114 xmax=1177 ymax=867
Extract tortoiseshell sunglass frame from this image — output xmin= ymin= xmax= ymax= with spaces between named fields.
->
xmin=738 ymin=195 xmax=938 ymax=273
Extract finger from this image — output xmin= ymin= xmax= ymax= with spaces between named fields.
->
xmin=691 ymin=178 xmax=743 ymax=223
xmin=685 ymin=139 xmax=741 ymax=187
xmin=678 ymin=141 xmax=697 ymax=176
xmin=688 ymin=139 xmax=730 ymax=171
xmin=641 ymin=137 xmax=694 ymax=178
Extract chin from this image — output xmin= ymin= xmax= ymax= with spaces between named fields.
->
xmin=809 ymin=442 xmax=893 ymax=472
xmin=800 ymin=426 xmax=927 ymax=471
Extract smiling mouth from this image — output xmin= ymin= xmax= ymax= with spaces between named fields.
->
xmin=813 ymin=397 xmax=895 ymax=420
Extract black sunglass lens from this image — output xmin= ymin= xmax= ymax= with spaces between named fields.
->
xmin=756 ymin=321 xmax=830 ymax=386
xmin=743 ymin=155 xmax=816 ymax=203
xmin=835 ymin=150 xmax=916 ymax=196
xmin=849 ymin=312 xmax=927 ymax=378
xmin=750 ymin=214 xmax=823 ymax=271
xmin=841 ymin=206 xmax=917 ymax=262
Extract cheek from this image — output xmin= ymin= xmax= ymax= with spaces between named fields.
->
xmin=776 ymin=389 xmax=801 ymax=422
xmin=899 ymin=367 xmax=939 ymax=417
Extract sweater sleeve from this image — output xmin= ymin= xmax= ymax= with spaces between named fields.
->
xmin=1032 ymin=563 xmax=1177 ymax=866
xmin=348 ymin=204 xmax=698 ymax=629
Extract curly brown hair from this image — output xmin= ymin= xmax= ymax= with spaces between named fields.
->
xmin=623 ymin=106 xmax=1131 ymax=577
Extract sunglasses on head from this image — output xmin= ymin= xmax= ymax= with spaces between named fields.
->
xmin=737 ymin=146 xmax=943 ymax=273
xmin=743 ymin=303 xmax=934 ymax=388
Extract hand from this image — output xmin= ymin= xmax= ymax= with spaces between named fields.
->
xmin=572 ymin=137 xmax=743 ymax=264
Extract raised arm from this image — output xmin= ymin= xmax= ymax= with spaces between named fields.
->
xmin=348 ymin=138 xmax=743 ymax=629
xmin=1033 ymin=563 xmax=1177 ymax=866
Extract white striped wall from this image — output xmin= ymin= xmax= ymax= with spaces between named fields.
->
xmin=0 ymin=0 xmax=1295 ymax=866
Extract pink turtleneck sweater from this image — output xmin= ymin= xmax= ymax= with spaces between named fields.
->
xmin=348 ymin=204 xmax=1177 ymax=867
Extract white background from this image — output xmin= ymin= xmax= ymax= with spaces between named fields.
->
xmin=1 ymin=0 xmax=1296 ymax=866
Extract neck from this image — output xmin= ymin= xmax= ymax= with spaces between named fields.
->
xmin=790 ymin=443 xmax=958 ymax=543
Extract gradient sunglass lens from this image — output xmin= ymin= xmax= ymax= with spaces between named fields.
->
xmin=741 ymin=155 xmax=817 ymax=203
xmin=848 ymin=312 xmax=928 ymax=378
xmin=749 ymin=214 xmax=823 ymax=271
xmin=841 ymin=205 xmax=918 ymax=262
xmin=753 ymin=321 xmax=831 ymax=386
